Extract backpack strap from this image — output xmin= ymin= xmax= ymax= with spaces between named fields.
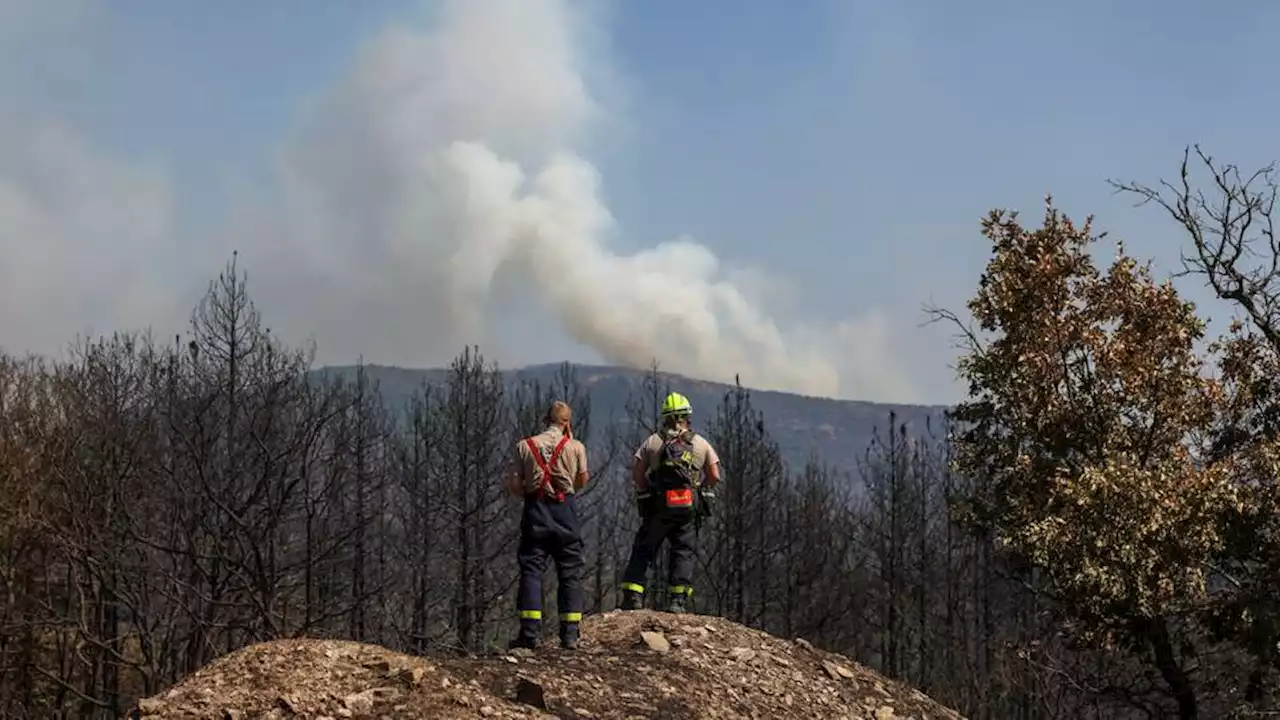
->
xmin=526 ymin=434 xmax=571 ymax=502
xmin=654 ymin=431 xmax=698 ymax=487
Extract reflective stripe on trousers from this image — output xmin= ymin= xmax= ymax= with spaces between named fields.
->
xmin=517 ymin=495 xmax=585 ymax=624
xmin=621 ymin=507 xmax=697 ymax=597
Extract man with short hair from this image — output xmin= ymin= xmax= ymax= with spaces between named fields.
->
xmin=619 ymin=391 xmax=721 ymax=614
xmin=508 ymin=401 xmax=590 ymax=649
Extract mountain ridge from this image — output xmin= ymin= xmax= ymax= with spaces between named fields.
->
xmin=316 ymin=362 xmax=951 ymax=473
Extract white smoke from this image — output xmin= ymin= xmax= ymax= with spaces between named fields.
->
xmin=243 ymin=0 xmax=911 ymax=398
xmin=0 ymin=0 xmax=920 ymax=401
xmin=0 ymin=125 xmax=175 ymax=354
xmin=0 ymin=0 xmax=177 ymax=357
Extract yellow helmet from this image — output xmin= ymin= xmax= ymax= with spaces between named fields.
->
xmin=660 ymin=392 xmax=692 ymax=417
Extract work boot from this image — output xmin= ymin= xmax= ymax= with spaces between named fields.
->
xmin=508 ymin=619 xmax=539 ymax=650
xmin=620 ymin=589 xmax=643 ymax=611
xmin=508 ymin=633 xmax=537 ymax=650
xmin=666 ymin=594 xmax=687 ymax=614
xmin=559 ymin=623 xmax=580 ymax=650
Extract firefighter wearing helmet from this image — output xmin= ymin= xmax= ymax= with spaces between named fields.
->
xmin=619 ymin=391 xmax=721 ymax=613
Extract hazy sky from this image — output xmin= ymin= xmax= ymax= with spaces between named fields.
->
xmin=1 ymin=0 xmax=1275 ymax=404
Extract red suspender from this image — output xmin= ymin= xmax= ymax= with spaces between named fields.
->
xmin=525 ymin=434 xmax=571 ymax=502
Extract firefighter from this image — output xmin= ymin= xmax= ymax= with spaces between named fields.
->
xmin=619 ymin=391 xmax=721 ymax=614
xmin=507 ymin=400 xmax=590 ymax=649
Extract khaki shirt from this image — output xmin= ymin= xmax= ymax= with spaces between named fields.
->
xmin=634 ymin=430 xmax=720 ymax=481
xmin=514 ymin=425 xmax=587 ymax=497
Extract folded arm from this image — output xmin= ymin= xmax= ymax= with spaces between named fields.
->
xmin=703 ymin=460 xmax=721 ymax=487
xmin=505 ymin=454 xmax=524 ymax=496
xmin=632 ymin=455 xmax=648 ymax=491
xmin=575 ymin=446 xmax=590 ymax=491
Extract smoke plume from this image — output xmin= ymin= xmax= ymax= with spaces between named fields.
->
xmin=0 ymin=0 xmax=918 ymax=401
xmin=248 ymin=0 xmax=895 ymax=398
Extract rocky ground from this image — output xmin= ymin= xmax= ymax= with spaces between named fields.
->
xmin=133 ymin=610 xmax=966 ymax=719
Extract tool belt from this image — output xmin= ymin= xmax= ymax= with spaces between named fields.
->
xmin=636 ymin=484 xmax=714 ymax=519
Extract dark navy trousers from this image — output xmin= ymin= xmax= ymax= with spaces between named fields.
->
xmin=517 ymin=495 xmax=585 ymax=628
xmin=621 ymin=506 xmax=697 ymax=598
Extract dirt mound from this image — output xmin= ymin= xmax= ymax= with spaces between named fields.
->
xmin=135 ymin=611 xmax=965 ymax=719
xmin=133 ymin=638 xmax=475 ymax=719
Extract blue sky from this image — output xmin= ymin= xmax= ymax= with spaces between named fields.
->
xmin=1 ymin=0 xmax=1276 ymax=404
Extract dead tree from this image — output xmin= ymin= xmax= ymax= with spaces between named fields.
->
xmin=43 ymin=333 xmax=159 ymax=718
xmin=389 ymin=381 xmax=451 ymax=652
xmin=432 ymin=347 xmax=515 ymax=652
xmin=703 ymin=377 xmax=785 ymax=629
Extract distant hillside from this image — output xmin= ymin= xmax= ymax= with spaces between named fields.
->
xmin=317 ymin=363 xmax=949 ymax=475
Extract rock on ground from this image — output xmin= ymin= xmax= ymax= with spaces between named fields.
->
xmin=134 ymin=611 xmax=966 ymax=719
